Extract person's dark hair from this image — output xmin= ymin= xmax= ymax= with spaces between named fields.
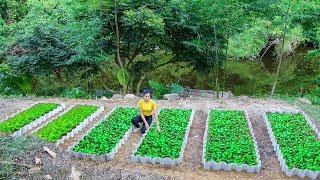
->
xmin=143 ymin=88 xmax=152 ymax=97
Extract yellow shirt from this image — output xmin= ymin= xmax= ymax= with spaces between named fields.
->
xmin=138 ymin=99 xmax=157 ymax=116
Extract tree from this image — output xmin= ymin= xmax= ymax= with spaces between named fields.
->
xmin=0 ymin=0 xmax=28 ymax=24
xmin=101 ymin=0 xmax=227 ymax=93
xmin=7 ymin=26 xmax=75 ymax=83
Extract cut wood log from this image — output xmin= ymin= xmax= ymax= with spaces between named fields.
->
xmin=43 ymin=146 xmax=56 ymax=159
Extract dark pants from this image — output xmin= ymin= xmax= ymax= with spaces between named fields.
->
xmin=131 ymin=115 xmax=152 ymax=134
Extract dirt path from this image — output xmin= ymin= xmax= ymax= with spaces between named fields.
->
xmin=1 ymin=97 xmax=318 ymax=179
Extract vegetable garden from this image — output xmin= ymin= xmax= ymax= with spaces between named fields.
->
xmin=0 ymin=101 xmax=319 ymax=179
xmin=70 ymin=107 xmax=138 ymax=160
xmin=34 ymin=105 xmax=100 ymax=143
xmin=264 ymin=111 xmax=320 ymax=179
xmin=132 ymin=108 xmax=194 ymax=166
xmin=203 ymin=109 xmax=261 ymax=173
xmin=0 ymin=103 xmax=62 ymax=136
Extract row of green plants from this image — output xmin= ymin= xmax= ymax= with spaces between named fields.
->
xmin=34 ymin=105 xmax=98 ymax=142
xmin=134 ymin=108 xmax=192 ymax=159
xmin=0 ymin=103 xmax=59 ymax=134
xmin=267 ymin=113 xmax=320 ymax=171
xmin=73 ymin=107 xmax=138 ymax=155
xmin=204 ymin=110 xmax=258 ymax=166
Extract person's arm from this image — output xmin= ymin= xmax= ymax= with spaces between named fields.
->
xmin=140 ymin=109 xmax=149 ymax=130
xmin=153 ymin=107 xmax=160 ymax=132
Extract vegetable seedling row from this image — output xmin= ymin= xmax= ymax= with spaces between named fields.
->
xmin=0 ymin=103 xmax=64 ymax=137
xmin=69 ymin=106 xmax=138 ymax=161
xmin=131 ymin=108 xmax=194 ymax=166
xmin=263 ymin=110 xmax=320 ymax=179
xmin=202 ymin=109 xmax=261 ymax=173
xmin=34 ymin=104 xmax=103 ymax=144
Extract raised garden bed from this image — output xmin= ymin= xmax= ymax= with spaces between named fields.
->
xmin=131 ymin=108 xmax=194 ymax=166
xmin=0 ymin=103 xmax=64 ymax=137
xmin=263 ymin=110 xmax=320 ymax=179
xmin=34 ymin=104 xmax=103 ymax=145
xmin=69 ymin=107 xmax=138 ymax=161
xmin=202 ymin=109 xmax=261 ymax=173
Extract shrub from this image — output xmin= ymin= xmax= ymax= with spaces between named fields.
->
xmin=305 ymin=87 xmax=320 ymax=105
xmin=148 ymin=80 xmax=169 ymax=99
xmin=60 ymin=87 xmax=88 ymax=99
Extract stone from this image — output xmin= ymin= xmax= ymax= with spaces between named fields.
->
xmin=44 ymin=175 xmax=52 ymax=180
xmin=111 ymin=94 xmax=123 ymax=99
xmin=28 ymin=167 xmax=41 ymax=174
xmin=124 ymin=94 xmax=138 ymax=100
xmin=163 ymin=93 xmax=179 ymax=101
xmin=70 ymin=166 xmax=81 ymax=180
xmin=35 ymin=157 xmax=41 ymax=165
xmin=297 ymin=97 xmax=312 ymax=104
xmin=100 ymin=96 xmax=108 ymax=100
xmin=238 ymin=95 xmax=249 ymax=100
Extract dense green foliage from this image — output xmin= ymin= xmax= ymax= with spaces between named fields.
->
xmin=73 ymin=107 xmax=138 ymax=155
xmin=135 ymin=109 xmax=192 ymax=159
xmin=0 ymin=103 xmax=58 ymax=134
xmin=0 ymin=0 xmax=318 ymax=97
xmin=305 ymin=87 xmax=320 ymax=105
xmin=267 ymin=113 xmax=320 ymax=171
xmin=34 ymin=105 xmax=98 ymax=142
xmin=205 ymin=110 xmax=258 ymax=166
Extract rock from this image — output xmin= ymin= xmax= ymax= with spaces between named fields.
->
xmin=238 ymin=95 xmax=249 ymax=101
xmin=43 ymin=146 xmax=56 ymax=159
xmin=28 ymin=167 xmax=41 ymax=174
xmin=124 ymin=94 xmax=138 ymax=100
xmin=163 ymin=93 xmax=179 ymax=101
xmin=70 ymin=166 xmax=81 ymax=180
xmin=44 ymin=175 xmax=52 ymax=180
xmin=111 ymin=94 xmax=123 ymax=100
xmin=100 ymin=96 xmax=108 ymax=100
xmin=298 ymin=97 xmax=312 ymax=104
xmin=35 ymin=157 xmax=41 ymax=165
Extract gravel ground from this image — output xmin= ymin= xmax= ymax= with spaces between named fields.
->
xmin=0 ymin=96 xmax=319 ymax=180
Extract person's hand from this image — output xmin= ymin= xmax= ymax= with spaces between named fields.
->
xmin=157 ymin=125 xmax=161 ymax=132
xmin=145 ymin=123 xmax=150 ymax=130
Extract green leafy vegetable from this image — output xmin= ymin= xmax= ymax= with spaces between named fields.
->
xmin=73 ymin=107 xmax=138 ymax=155
xmin=34 ymin=105 xmax=98 ymax=142
xmin=204 ymin=110 xmax=258 ymax=166
xmin=135 ymin=108 xmax=192 ymax=159
xmin=0 ymin=103 xmax=59 ymax=134
xmin=267 ymin=113 xmax=320 ymax=171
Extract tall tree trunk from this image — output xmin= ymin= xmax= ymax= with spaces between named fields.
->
xmin=271 ymin=5 xmax=290 ymax=96
xmin=136 ymin=73 xmax=146 ymax=94
xmin=114 ymin=0 xmax=123 ymax=69
xmin=114 ymin=0 xmax=127 ymax=94
xmin=54 ymin=68 xmax=63 ymax=85
xmin=214 ymin=22 xmax=220 ymax=99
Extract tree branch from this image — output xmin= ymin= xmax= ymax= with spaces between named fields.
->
xmin=154 ymin=56 xmax=186 ymax=69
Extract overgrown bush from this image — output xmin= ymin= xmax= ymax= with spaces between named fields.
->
xmin=305 ymin=87 xmax=320 ymax=105
xmin=92 ymin=89 xmax=115 ymax=99
xmin=169 ymin=83 xmax=184 ymax=94
xmin=148 ymin=80 xmax=169 ymax=99
xmin=60 ymin=87 xmax=88 ymax=99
